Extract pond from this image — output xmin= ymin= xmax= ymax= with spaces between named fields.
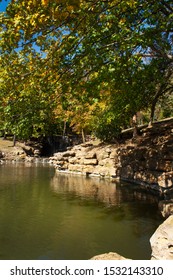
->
xmin=0 ymin=162 xmax=163 ymax=260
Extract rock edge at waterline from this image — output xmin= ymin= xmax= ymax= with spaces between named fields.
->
xmin=150 ymin=215 xmax=173 ymax=260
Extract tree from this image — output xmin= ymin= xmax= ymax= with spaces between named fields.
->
xmin=0 ymin=0 xmax=172 ymax=141
xmin=0 ymin=49 xmax=64 ymax=141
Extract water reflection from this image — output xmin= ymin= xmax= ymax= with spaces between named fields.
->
xmin=51 ymin=173 xmax=159 ymax=207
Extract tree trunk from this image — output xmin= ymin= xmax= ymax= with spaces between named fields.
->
xmin=132 ymin=114 xmax=138 ymax=138
xmin=13 ymin=135 xmax=16 ymax=147
xmin=149 ymin=66 xmax=172 ymax=126
xmin=3 ymin=131 xmax=6 ymax=140
xmin=149 ymin=99 xmax=157 ymax=126
xmin=82 ymin=129 xmax=85 ymax=143
xmin=63 ymin=121 xmax=66 ymax=137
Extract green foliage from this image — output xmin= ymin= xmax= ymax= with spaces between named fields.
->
xmin=0 ymin=0 xmax=172 ymax=141
xmin=0 ymin=50 xmax=63 ymax=139
xmin=156 ymin=93 xmax=173 ymax=119
xmin=92 ymin=111 xmax=122 ymax=142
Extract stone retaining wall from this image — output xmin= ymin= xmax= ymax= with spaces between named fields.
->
xmin=49 ymin=119 xmax=173 ymax=196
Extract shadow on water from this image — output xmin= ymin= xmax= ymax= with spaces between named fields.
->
xmin=51 ymin=173 xmax=161 ymax=215
xmin=0 ymin=163 xmax=163 ymax=260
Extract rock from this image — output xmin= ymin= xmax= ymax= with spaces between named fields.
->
xmin=19 ymin=154 xmax=26 ymax=159
xmin=158 ymin=172 xmax=173 ymax=189
xmin=68 ymin=157 xmax=78 ymax=164
xmin=26 ymin=156 xmax=34 ymax=163
xmin=68 ymin=164 xmax=83 ymax=172
xmin=0 ymin=150 xmax=3 ymax=158
xmin=81 ymin=142 xmax=93 ymax=147
xmin=159 ymin=200 xmax=173 ymax=218
xmin=150 ymin=215 xmax=173 ymax=260
xmin=76 ymin=150 xmax=87 ymax=159
xmin=157 ymin=160 xmax=173 ymax=172
xmin=92 ymin=165 xmax=116 ymax=177
xmin=121 ymin=165 xmax=134 ymax=180
xmin=110 ymin=149 xmax=118 ymax=159
xmin=90 ymin=252 xmax=129 ymax=260
xmin=134 ymin=170 xmax=160 ymax=185
xmin=83 ymin=165 xmax=94 ymax=174
xmin=56 ymin=160 xmax=68 ymax=166
xmin=52 ymin=118 xmax=173 ymax=194
xmin=62 ymin=151 xmax=76 ymax=157
xmin=72 ymin=145 xmax=82 ymax=151
xmin=85 ymin=152 xmax=96 ymax=159
xmin=105 ymin=147 xmax=112 ymax=153
xmin=98 ymin=158 xmax=114 ymax=166
xmin=34 ymin=149 xmax=41 ymax=157
xmin=53 ymin=153 xmax=64 ymax=161
xmin=83 ymin=158 xmax=98 ymax=165
xmin=97 ymin=151 xmax=110 ymax=160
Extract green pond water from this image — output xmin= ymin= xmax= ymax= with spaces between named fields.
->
xmin=0 ymin=162 xmax=163 ymax=260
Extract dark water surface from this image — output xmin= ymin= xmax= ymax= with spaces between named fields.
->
xmin=0 ymin=163 xmax=163 ymax=260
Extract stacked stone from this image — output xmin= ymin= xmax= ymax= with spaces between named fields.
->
xmin=119 ymin=123 xmax=173 ymax=195
xmin=49 ymin=143 xmax=118 ymax=179
xmin=49 ymin=118 xmax=173 ymax=195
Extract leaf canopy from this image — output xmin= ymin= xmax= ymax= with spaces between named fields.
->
xmin=0 ymin=0 xmax=172 ymax=140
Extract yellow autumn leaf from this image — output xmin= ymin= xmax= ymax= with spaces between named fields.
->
xmin=41 ymin=0 xmax=49 ymax=6
xmin=119 ymin=18 xmax=126 ymax=24
xmin=67 ymin=5 xmax=74 ymax=12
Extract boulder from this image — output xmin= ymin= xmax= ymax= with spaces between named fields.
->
xmin=90 ymin=252 xmax=129 ymax=260
xmin=158 ymin=200 xmax=173 ymax=218
xmin=150 ymin=215 xmax=173 ymax=259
